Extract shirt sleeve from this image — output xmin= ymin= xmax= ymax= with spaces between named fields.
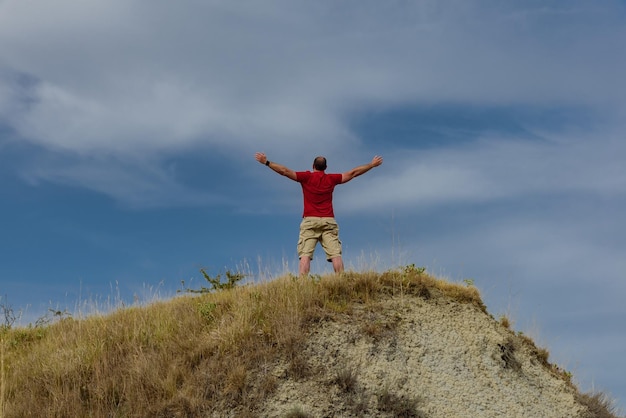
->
xmin=295 ymin=171 xmax=310 ymax=183
xmin=330 ymin=173 xmax=342 ymax=185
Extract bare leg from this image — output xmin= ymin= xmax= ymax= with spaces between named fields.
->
xmin=331 ymin=256 xmax=344 ymax=273
xmin=299 ymin=256 xmax=311 ymax=275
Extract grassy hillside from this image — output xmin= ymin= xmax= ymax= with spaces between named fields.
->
xmin=0 ymin=268 xmax=621 ymax=417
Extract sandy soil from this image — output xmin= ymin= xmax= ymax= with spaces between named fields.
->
xmin=258 ymin=295 xmax=585 ymax=418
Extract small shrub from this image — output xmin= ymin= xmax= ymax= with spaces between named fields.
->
xmin=185 ymin=269 xmax=245 ymax=293
xmin=403 ymin=264 xmax=427 ymax=275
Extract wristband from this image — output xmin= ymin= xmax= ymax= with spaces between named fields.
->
xmin=265 ymin=160 xmax=271 ymax=166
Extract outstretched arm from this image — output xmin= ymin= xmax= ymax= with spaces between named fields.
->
xmin=341 ymin=155 xmax=383 ymax=184
xmin=255 ymin=152 xmax=297 ymax=181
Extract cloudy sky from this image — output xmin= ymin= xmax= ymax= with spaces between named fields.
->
xmin=1 ymin=0 xmax=625 ymax=411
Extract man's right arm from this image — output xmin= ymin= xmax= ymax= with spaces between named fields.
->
xmin=255 ymin=152 xmax=298 ymax=181
xmin=341 ymin=155 xmax=383 ymax=184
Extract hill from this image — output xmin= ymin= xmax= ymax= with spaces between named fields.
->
xmin=0 ymin=268 xmax=621 ymax=417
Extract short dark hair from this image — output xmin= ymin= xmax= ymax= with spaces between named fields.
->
xmin=313 ymin=156 xmax=327 ymax=171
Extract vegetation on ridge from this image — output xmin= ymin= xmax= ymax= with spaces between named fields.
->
xmin=0 ymin=268 xmax=621 ymax=417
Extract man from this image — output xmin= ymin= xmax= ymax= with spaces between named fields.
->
xmin=255 ymin=152 xmax=383 ymax=275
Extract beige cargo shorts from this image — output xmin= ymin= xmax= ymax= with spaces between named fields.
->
xmin=297 ymin=217 xmax=342 ymax=261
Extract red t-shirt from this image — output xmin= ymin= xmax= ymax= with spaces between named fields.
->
xmin=296 ymin=171 xmax=343 ymax=217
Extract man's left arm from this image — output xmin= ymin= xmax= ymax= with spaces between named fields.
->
xmin=255 ymin=152 xmax=297 ymax=181
xmin=341 ymin=155 xmax=383 ymax=184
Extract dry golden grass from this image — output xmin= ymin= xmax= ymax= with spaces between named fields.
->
xmin=578 ymin=392 xmax=622 ymax=418
xmin=0 ymin=268 xmax=620 ymax=417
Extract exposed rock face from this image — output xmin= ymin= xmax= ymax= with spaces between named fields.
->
xmin=257 ymin=295 xmax=584 ymax=418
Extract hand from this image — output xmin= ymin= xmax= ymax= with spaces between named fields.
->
xmin=371 ymin=155 xmax=383 ymax=167
xmin=255 ymin=152 xmax=268 ymax=165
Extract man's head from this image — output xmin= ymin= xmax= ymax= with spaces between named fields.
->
xmin=313 ymin=156 xmax=327 ymax=171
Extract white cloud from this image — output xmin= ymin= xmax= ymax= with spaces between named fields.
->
xmin=1 ymin=1 xmax=625 ymax=154
xmin=1 ymin=0 xmax=625 ymax=206
xmin=19 ymin=155 xmax=227 ymax=209
xmin=337 ymin=129 xmax=626 ymax=213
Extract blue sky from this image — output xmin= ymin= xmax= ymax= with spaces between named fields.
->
xmin=1 ymin=0 xmax=625 ymax=411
